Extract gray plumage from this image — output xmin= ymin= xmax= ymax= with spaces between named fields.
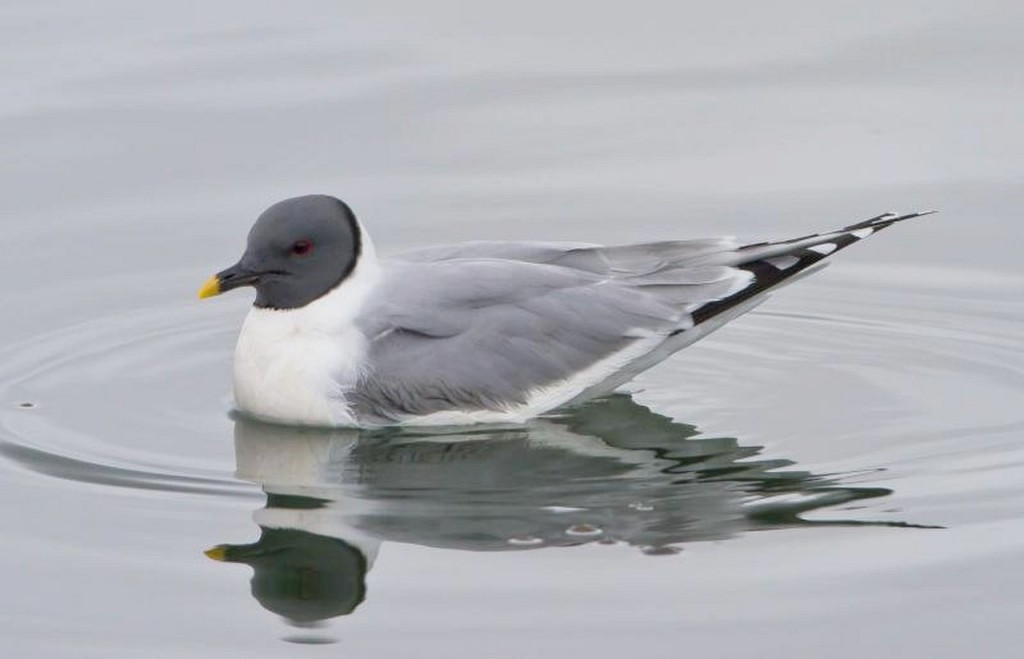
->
xmin=347 ymin=211 xmax=932 ymax=423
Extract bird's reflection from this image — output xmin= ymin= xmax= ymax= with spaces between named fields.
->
xmin=207 ymin=394 xmax=916 ymax=626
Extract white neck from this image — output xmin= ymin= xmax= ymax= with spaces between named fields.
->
xmin=232 ymin=229 xmax=380 ymax=426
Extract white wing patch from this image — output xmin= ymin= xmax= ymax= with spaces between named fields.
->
xmin=765 ymin=255 xmax=800 ymax=270
xmin=808 ymin=243 xmax=837 ymax=255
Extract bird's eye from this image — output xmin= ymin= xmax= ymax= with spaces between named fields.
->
xmin=291 ymin=239 xmax=314 ymax=256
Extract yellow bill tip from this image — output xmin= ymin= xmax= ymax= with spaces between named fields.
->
xmin=198 ymin=275 xmax=221 ymax=300
xmin=203 ymin=545 xmax=228 ymax=561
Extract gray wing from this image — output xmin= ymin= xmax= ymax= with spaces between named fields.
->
xmin=358 ymin=211 xmax=932 ymax=423
xmin=351 ymin=257 xmax=749 ymax=422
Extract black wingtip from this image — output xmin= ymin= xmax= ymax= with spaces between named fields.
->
xmin=888 ymin=209 xmax=939 ymax=221
xmin=843 ymin=209 xmax=938 ymax=231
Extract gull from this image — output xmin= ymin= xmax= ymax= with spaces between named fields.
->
xmin=198 ymin=194 xmax=932 ymax=427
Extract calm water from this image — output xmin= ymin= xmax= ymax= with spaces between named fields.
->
xmin=2 ymin=2 xmax=1023 ymax=657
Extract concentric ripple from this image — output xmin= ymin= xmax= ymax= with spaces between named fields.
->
xmin=0 ymin=295 xmax=255 ymax=498
xmin=0 ymin=264 xmax=1021 ymax=523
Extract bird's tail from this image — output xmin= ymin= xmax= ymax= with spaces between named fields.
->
xmin=692 ymin=210 xmax=937 ymax=324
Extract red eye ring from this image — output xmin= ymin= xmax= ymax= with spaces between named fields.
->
xmin=291 ymin=239 xmax=314 ymax=256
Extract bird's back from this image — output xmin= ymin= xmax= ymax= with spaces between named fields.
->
xmin=349 ymin=212 xmax=930 ymax=425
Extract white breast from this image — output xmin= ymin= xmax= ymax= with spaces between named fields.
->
xmin=232 ymin=247 xmax=381 ymax=427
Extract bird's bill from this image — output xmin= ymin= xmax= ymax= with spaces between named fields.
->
xmin=197 ymin=275 xmax=222 ymax=299
xmin=197 ymin=263 xmax=261 ymax=299
xmin=203 ymin=545 xmax=228 ymax=561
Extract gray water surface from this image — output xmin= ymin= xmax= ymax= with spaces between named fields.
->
xmin=2 ymin=2 xmax=1023 ymax=657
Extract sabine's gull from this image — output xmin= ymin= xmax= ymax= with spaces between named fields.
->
xmin=198 ymin=195 xmax=933 ymax=427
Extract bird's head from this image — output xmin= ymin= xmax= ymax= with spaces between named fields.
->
xmin=198 ymin=195 xmax=362 ymax=310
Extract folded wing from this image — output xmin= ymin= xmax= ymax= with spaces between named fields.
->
xmin=353 ymin=212 xmax=931 ymax=422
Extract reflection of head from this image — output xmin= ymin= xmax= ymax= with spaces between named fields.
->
xmin=208 ymin=527 xmax=367 ymax=623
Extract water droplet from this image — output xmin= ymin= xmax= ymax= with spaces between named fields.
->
xmin=641 ymin=545 xmax=681 ymax=556
xmin=566 ymin=523 xmax=603 ymax=537
xmin=542 ymin=505 xmax=585 ymax=513
xmin=507 ymin=536 xmax=544 ymax=546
